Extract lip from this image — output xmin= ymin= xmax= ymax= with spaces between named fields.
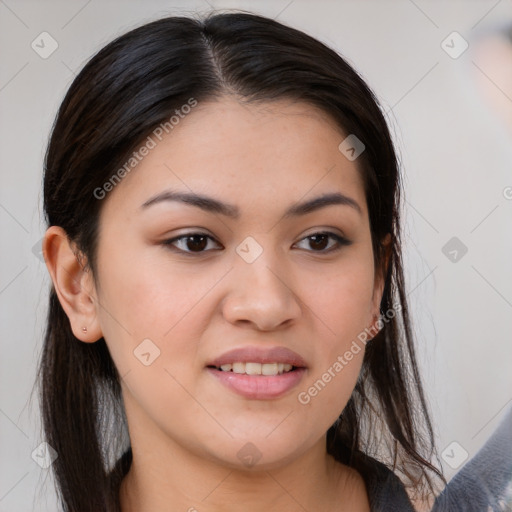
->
xmin=206 ymin=346 xmax=307 ymax=400
xmin=207 ymin=367 xmax=307 ymax=400
xmin=207 ymin=346 xmax=307 ymax=368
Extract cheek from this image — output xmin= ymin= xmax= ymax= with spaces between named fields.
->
xmin=295 ymin=256 xmax=373 ymax=408
xmin=95 ymin=254 xmax=219 ymax=443
xmin=94 ymin=242 xmax=222 ymax=382
xmin=303 ymin=259 xmax=375 ymax=347
xmin=295 ymin=339 xmax=365 ymax=435
xmin=96 ymin=237 xmax=218 ymax=334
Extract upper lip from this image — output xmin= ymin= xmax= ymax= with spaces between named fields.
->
xmin=207 ymin=346 xmax=307 ymax=368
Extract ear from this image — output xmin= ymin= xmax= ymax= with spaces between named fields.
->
xmin=369 ymin=233 xmax=392 ymax=332
xmin=43 ymin=226 xmax=103 ymax=342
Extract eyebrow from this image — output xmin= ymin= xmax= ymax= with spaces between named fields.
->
xmin=140 ymin=189 xmax=362 ymax=218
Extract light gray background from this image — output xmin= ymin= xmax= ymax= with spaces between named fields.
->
xmin=1 ymin=1 xmax=511 ymax=510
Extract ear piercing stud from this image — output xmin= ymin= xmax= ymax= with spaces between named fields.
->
xmin=82 ymin=326 xmax=88 ymax=333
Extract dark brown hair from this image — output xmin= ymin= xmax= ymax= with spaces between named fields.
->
xmin=36 ymin=10 xmax=443 ymax=511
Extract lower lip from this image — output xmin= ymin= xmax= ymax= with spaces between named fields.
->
xmin=207 ymin=367 xmax=306 ymax=400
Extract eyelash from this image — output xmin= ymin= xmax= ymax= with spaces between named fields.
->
xmin=161 ymin=231 xmax=352 ymax=256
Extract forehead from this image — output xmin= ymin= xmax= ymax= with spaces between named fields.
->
xmin=100 ymin=96 xmax=367 ymax=219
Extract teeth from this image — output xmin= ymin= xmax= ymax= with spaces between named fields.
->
xmin=218 ymin=362 xmax=294 ymax=375
xmin=245 ymin=362 xmax=261 ymax=375
xmin=262 ymin=363 xmax=278 ymax=375
xmin=232 ymin=362 xmax=245 ymax=374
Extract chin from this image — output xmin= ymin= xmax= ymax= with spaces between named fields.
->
xmin=201 ymin=435 xmax=313 ymax=472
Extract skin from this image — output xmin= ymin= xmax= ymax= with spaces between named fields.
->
xmin=44 ymin=96 xmax=391 ymax=512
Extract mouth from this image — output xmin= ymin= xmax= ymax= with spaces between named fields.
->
xmin=205 ymin=346 xmax=307 ymax=399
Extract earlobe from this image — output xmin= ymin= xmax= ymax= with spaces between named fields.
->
xmin=43 ymin=226 xmax=103 ymax=343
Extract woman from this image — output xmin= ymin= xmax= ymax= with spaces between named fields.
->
xmin=38 ymin=11 xmax=445 ymax=511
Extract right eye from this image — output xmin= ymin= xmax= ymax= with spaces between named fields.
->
xmin=161 ymin=233 xmax=223 ymax=255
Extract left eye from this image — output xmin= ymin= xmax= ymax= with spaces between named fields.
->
xmin=162 ymin=231 xmax=351 ymax=255
xmin=294 ymin=232 xmax=351 ymax=252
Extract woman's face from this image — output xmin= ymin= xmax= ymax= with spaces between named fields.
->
xmin=89 ymin=96 xmax=385 ymax=469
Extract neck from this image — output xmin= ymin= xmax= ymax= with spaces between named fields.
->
xmin=119 ymin=431 xmax=368 ymax=512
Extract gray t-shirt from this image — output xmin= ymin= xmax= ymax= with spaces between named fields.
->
xmin=364 ymin=405 xmax=512 ymax=511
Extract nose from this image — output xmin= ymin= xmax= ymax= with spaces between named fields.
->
xmin=221 ymin=246 xmax=302 ymax=331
